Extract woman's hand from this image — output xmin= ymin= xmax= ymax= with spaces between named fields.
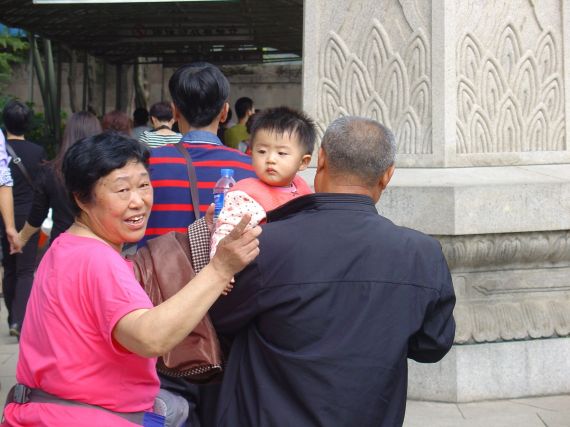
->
xmin=7 ymin=227 xmax=22 ymax=254
xmin=211 ymin=213 xmax=261 ymax=281
xmin=205 ymin=203 xmax=215 ymax=234
xmin=114 ymin=214 xmax=260 ymax=357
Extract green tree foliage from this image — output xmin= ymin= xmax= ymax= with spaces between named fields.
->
xmin=0 ymin=30 xmax=29 ymax=88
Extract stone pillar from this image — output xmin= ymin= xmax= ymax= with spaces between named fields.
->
xmin=302 ymin=0 xmax=570 ymax=402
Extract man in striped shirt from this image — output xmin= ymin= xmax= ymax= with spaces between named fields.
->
xmin=141 ymin=63 xmax=254 ymax=247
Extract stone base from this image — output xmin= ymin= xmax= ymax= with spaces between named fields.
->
xmin=408 ymin=338 xmax=570 ymax=402
xmin=300 ymin=165 xmax=570 ymax=402
xmin=300 ymin=164 xmax=570 ymax=235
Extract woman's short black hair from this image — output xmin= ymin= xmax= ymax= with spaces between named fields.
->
xmin=2 ymin=99 xmax=32 ymax=136
xmin=168 ymin=62 xmax=229 ymax=128
xmin=63 ymin=131 xmax=150 ymax=216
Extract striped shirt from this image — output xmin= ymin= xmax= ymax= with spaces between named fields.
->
xmin=140 ymin=130 xmax=182 ymax=148
xmin=141 ymin=130 xmax=255 ymax=246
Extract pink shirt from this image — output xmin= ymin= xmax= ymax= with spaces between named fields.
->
xmin=2 ymin=233 xmax=159 ymax=426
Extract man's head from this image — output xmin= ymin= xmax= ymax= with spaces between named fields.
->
xmin=315 ymin=116 xmax=396 ymax=202
xmin=149 ymin=101 xmax=175 ymax=128
xmin=249 ymin=107 xmax=315 ymax=187
xmin=133 ymin=107 xmax=149 ymax=127
xmin=168 ymin=62 xmax=230 ymax=130
xmin=3 ymin=100 xmax=32 ymax=137
xmin=235 ymin=97 xmax=254 ymax=121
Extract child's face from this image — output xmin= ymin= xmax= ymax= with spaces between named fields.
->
xmin=251 ymin=129 xmax=312 ymax=187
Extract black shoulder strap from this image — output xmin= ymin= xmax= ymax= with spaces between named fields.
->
xmin=175 ymin=142 xmax=201 ymax=220
xmin=5 ymin=142 xmax=35 ymax=190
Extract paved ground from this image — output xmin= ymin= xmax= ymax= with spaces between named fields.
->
xmin=0 ymin=300 xmax=569 ymax=426
xmin=0 ymin=309 xmax=18 ymax=407
xmin=404 ymin=396 xmax=570 ymax=427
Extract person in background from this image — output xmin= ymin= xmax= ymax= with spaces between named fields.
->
xmin=142 ymin=62 xmax=256 ymax=426
xmin=0 ymin=131 xmax=18 ymax=254
xmin=210 ymin=116 xmax=456 ymax=427
xmin=102 ymin=110 xmax=132 ymax=135
xmin=1 ymin=132 xmax=261 ymax=427
xmin=142 ymin=63 xmax=254 ymax=246
xmin=224 ymin=97 xmax=254 ymax=149
xmin=139 ymin=102 xmax=182 ymax=148
xmin=1 ymin=100 xmax=47 ymax=338
xmin=12 ymin=112 xmax=102 ymax=253
xmin=132 ymin=107 xmax=152 ymax=141
xmin=217 ymin=107 xmax=232 ymax=146
xmin=237 ymin=112 xmax=257 ymax=155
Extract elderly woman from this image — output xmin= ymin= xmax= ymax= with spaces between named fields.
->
xmin=1 ymin=132 xmax=260 ymax=426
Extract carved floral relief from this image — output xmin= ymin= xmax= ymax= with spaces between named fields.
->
xmin=456 ymin=24 xmax=565 ymax=153
xmin=317 ymin=19 xmax=432 ymax=154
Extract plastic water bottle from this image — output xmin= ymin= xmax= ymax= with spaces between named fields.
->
xmin=213 ymin=168 xmax=236 ymax=220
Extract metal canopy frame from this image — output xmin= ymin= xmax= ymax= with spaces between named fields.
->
xmin=0 ymin=0 xmax=303 ymax=65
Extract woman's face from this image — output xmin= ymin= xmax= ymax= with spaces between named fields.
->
xmin=79 ymin=160 xmax=153 ymax=251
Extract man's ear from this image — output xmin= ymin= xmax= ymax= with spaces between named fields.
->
xmin=378 ymin=164 xmax=395 ymax=191
xmin=313 ymin=147 xmax=327 ymax=192
xmin=219 ymin=102 xmax=229 ymax=123
xmin=316 ymin=147 xmax=326 ymax=171
xmin=298 ymin=154 xmax=312 ymax=171
xmin=171 ymin=102 xmax=181 ymax=121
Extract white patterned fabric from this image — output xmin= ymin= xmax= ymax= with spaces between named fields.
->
xmin=0 ymin=131 xmax=13 ymax=186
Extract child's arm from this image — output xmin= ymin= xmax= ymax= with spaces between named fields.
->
xmin=210 ymin=190 xmax=267 ymax=259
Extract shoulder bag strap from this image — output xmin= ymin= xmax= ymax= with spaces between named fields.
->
xmin=175 ymin=141 xmax=201 ymax=220
xmin=5 ymin=142 xmax=35 ymax=190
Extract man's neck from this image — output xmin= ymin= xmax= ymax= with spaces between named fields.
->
xmin=179 ymin=120 xmax=219 ymax=136
xmin=154 ymin=121 xmax=171 ymax=129
xmin=7 ymin=133 xmax=24 ymax=141
xmin=324 ymin=185 xmax=376 ymax=199
xmin=238 ymin=117 xmax=248 ymax=125
xmin=319 ymin=174 xmax=380 ymax=202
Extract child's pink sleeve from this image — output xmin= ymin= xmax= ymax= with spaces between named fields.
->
xmin=210 ymin=190 xmax=267 ymax=258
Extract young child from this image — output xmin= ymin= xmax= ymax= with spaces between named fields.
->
xmin=210 ymin=106 xmax=316 ymax=256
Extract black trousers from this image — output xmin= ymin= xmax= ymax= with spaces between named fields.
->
xmin=158 ymin=373 xmax=222 ymax=427
xmin=1 ymin=214 xmax=40 ymax=327
xmin=158 ymin=374 xmax=201 ymax=427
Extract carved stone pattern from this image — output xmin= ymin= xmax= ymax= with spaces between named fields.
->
xmin=454 ymin=299 xmax=570 ymax=344
xmin=456 ymin=24 xmax=565 ymax=153
xmin=436 ymin=230 xmax=570 ymax=270
xmin=317 ymin=19 xmax=432 ymax=154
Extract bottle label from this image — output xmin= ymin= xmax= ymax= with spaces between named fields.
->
xmin=213 ymin=192 xmax=225 ymax=219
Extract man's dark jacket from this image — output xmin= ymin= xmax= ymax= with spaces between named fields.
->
xmin=210 ymin=193 xmax=456 ymax=427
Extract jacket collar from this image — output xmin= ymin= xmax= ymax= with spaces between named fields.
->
xmin=180 ymin=130 xmax=222 ymax=146
xmin=267 ymin=193 xmax=377 ymax=223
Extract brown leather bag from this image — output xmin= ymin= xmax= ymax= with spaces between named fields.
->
xmin=130 ymin=224 xmax=223 ymax=383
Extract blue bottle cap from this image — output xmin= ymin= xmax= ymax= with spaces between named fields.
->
xmin=221 ymin=168 xmax=234 ymax=177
